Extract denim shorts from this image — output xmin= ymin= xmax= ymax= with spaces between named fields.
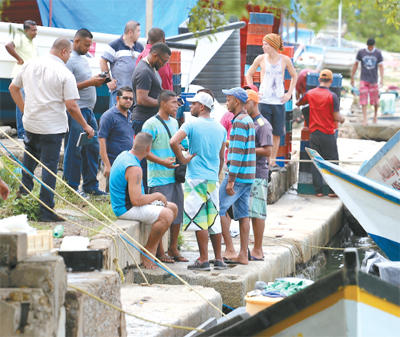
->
xmin=259 ymin=103 xmax=286 ymax=136
xmin=219 ymin=176 xmax=252 ymax=220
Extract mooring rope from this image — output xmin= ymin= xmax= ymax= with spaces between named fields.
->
xmin=0 ymin=130 xmax=225 ymax=317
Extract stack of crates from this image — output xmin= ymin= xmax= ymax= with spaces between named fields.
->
xmin=276 ymin=45 xmax=295 ymax=167
xmin=245 ymin=12 xmax=274 ymax=88
xmin=170 ymin=50 xmax=182 ymax=95
xmin=297 ymin=72 xmax=343 ymax=194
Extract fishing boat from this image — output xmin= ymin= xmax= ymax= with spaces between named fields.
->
xmin=306 ymin=147 xmax=400 ymax=261
xmin=192 ymin=249 xmax=400 ymax=336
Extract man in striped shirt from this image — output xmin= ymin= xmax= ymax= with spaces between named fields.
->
xmin=220 ymin=87 xmax=256 ymax=265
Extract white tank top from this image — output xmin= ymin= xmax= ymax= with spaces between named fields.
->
xmin=259 ymin=55 xmax=284 ymax=105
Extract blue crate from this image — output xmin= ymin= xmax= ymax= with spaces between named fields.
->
xmin=306 ymin=72 xmax=343 ymax=88
xmin=284 ymin=68 xmax=291 ymax=80
xmin=181 ymin=92 xmax=196 ymax=112
xmin=249 ymin=12 xmax=274 ymax=25
xmin=285 ymin=100 xmax=293 ymax=112
xmin=276 ymin=156 xmax=285 ymax=167
xmin=172 ymin=73 xmax=181 ymax=86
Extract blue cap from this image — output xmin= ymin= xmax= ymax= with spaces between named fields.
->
xmin=222 ymin=87 xmax=248 ymax=103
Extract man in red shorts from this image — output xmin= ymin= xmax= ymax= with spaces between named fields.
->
xmin=351 ymin=38 xmax=384 ymax=125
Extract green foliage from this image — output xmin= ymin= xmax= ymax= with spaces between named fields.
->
xmin=344 ymin=0 xmax=400 ymax=52
xmin=10 ymin=194 xmax=40 ymax=221
xmin=188 ymin=0 xmax=399 ymax=50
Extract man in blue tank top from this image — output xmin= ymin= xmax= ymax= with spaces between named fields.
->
xmin=109 ymin=132 xmax=177 ymax=269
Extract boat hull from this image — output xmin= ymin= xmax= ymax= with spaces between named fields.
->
xmin=199 ymin=250 xmax=400 ymax=337
xmin=306 ymin=148 xmax=400 ymax=261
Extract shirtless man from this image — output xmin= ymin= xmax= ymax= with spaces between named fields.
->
xmin=245 ymin=33 xmax=297 ymax=170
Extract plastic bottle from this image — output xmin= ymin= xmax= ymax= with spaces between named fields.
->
xmin=53 ymin=225 xmax=64 ymax=238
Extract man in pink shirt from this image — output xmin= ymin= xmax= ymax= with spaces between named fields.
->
xmin=136 ymin=28 xmax=173 ymax=90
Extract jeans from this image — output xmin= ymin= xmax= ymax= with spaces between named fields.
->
xmin=20 ymin=132 xmax=64 ymax=218
xmin=132 ymin=119 xmax=148 ymax=193
xmin=109 ymin=90 xmax=118 ymax=109
xmin=16 ymin=88 xmax=25 ymax=139
xmin=63 ymin=108 xmax=99 ymax=191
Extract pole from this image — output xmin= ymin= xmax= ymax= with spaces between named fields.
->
xmin=146 ymin=0 xmax=153 ymax=37
xmin=49 ymin=0 xmax=53 ymax=27
xmin=338 ymin=0 xmax=342 ymax=48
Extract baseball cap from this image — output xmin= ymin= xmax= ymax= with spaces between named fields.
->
xmin=367 ymin=38 xmax=375 ymax=46
xmin=187 ymin=91 xmax=214 ymax=109
xmin=246 ymin=89 xmax=259 ymax=103
xmin=319 ymin=69 xmax=333 ymax=81
xmin=222 ymin=87 xmax=248 ymax=103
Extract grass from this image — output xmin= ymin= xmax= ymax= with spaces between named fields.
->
xmin=0 ymin=157 xmax=115 ymax=227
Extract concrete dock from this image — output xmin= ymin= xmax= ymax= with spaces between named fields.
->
xmin=126 ymin=136 xmax=385 ymax=307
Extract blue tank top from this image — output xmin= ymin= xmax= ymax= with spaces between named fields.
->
xmin=109 ymin=150 xmax=143 ymax=217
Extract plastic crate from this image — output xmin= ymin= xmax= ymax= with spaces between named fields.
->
xmin=247 ymin=23 xmax=273 ymax=35
xmin=172 ymin=73 xmax=181 ymax=85
xmin=280 ymin=46 xmax=294 ymax=58
xmin=246 ymin=34 xmax=264 ymax=45
xmin=249 ymin=12 xmax=274 ymax=25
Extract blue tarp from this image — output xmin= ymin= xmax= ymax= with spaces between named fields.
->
xmin=36 ymin=0 xmax=198 ymax=37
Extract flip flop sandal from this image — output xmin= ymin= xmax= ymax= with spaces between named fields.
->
xmin=172 ymin=255 xmax=189 ymax=262
xmin=156 ymin=255 xmax=175 ymax=263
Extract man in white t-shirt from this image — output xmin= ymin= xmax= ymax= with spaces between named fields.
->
xmin=9 ymin=38 xmax=94 ymax=222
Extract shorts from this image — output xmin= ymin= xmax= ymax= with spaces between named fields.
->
xmin=259 ymin=103 xmax=286 ymax=136
xmin=149 ymin=182 xmax=183 ymax=224
xmin=249 ymin=178 xmax=268 ymax=219
xmin=359 ymin=81 xmax=379 ymax=106
xmin=219 ymin=175 xmax=252 ymax=220
xmin=183 ymin=179 xmax=221 ymax=234
xmin=119 ymin=204 xmax=163 ymax=225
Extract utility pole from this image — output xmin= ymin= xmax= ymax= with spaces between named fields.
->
xmin=338 ymin=0 xmax=342 ymax=48
xmin=146 ymin=0 xmax=153 ymax=37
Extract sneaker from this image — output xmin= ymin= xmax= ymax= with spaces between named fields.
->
xmin=39 ymin=212 xmax=64 ymax=222
xmin=213 ymin=260 xmax=228 ymax=270
xmin=187 ymin=259 xmax=211 ymax=271
xmin=76 ymin=190 xmax=89 ymax=199
xmin=84 ymin=188 xmax=108 ymax=196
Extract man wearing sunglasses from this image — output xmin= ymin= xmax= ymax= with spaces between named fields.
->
xmin=132 ymin=42 xmax=171 ymax=192
xmin=99 ymin=87 xmax=135 ymax=190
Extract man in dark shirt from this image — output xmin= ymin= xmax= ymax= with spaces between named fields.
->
xmin=351 ymin=38 xmax=384 ymax=125
xmin=297 ymin=69 xmax=345 ymax=197
xmin=245 ymin=89 xmax=273 ymax=261
xmin=132 ymin=42 xmax=171 ymax=192
xmin=99 ymin=86 xmax=134 ymax=189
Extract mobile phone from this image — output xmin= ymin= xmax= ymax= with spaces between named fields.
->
xmin=76 ymin=132 xmax=97 ymax=147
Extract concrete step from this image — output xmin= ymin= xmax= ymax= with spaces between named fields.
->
xmin=89 ymin=220 xmax=168 ymax=274
xmin=121 ymin=284 xmax=222 ymax=337
xmin=66 ymin=270 xmax=125 ymax=337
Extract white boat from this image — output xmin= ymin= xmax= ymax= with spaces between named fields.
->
xmin=306 ymin=147 xmax=400 ymax=261
xmin=359 ymin=130 xmax=400 ymax=191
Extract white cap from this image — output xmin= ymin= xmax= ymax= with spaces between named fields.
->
xmin=187 ymin=92 xmax=214 ymax=109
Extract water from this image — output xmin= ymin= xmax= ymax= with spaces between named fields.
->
xmin=296 ymin=220 xmax=380 ymax=282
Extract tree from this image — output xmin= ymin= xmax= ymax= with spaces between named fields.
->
xmin=188 ymin=0 xmax=399 ymax=39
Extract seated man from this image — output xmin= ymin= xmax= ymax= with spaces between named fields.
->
xmin=109 ymin=132 xmax=177 ymax=269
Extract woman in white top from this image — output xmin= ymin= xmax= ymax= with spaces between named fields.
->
xmin=245 ymin=33 xmax=297 ymax=169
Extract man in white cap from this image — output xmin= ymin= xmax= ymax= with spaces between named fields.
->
xmin=170 ymin=90 xmax=227 ymax=271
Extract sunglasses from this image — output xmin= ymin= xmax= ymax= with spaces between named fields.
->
xmin=121 ymin=96 xmax=133 ymax=101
